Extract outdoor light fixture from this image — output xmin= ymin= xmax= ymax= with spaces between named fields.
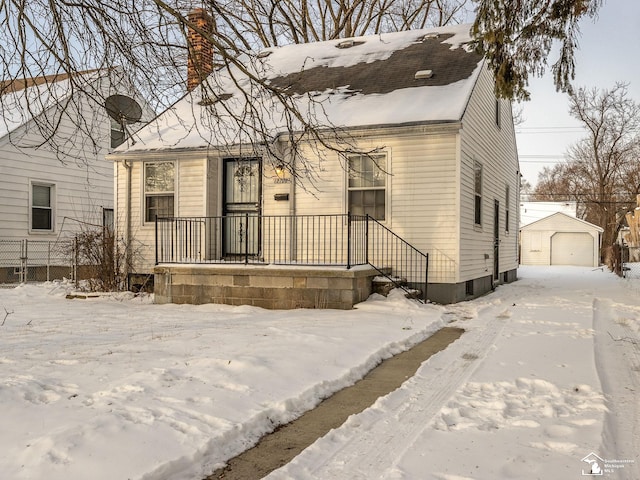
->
xmin=275 ymin=164 xmax=286 ymax=178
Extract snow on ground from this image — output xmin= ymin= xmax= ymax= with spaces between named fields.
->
xmin=1 ymin=266 xmax=639 ymax=479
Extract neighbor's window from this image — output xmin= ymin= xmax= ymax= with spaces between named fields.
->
xmin=505 ymin=184 xmax=510 ymax=233
xmin=348 ymin=153 xmax=386 ymax=220
xmin=31 ymin=183 xmax=54 ymax=231
xmin=110 ymin=118 xmax=126 ymax=148
xmin=474 ymin=161 xmax=482 ymax=225
xmin=103 ymin=207 xmax=114 ymax=232
xmin=144 ymin=162 xmax=174 ymax=222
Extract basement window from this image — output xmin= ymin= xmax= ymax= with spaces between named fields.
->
xmin=465 ymin=280 xmax=474 ymax=296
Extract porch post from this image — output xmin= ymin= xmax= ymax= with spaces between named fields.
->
xmin=155 ymin=216 xmax=159 ymax=265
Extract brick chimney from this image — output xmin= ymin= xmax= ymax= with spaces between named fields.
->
xmin=187 ymin=8 xmax=214 ymax=91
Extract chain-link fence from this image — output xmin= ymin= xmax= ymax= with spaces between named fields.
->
xmin=619 ymin=245 xmax=640 ymax=279
xmin=0 ymin=239 xmax=76 ymax=285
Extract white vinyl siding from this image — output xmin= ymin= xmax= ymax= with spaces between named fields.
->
xmin=113 ymin=67 xmax=519 ymax=287
xmin=0 ymin=123 xmax=112 ymax=240
xmin=116 ymin=156 xmax=208 ymax=272
xmin=0 ymin=70 xmax=153 ymax=242
xmin=296 ymin=131 xmax=458 ymax=282
xmin=458 ymin=65 xmax=519 ymax=282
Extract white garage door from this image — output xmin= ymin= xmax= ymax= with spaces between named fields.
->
xmin=551 ymin=232 xmax=594 ymax=266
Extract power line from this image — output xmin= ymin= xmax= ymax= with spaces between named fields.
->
xmin=515 ymin=126 xmax=585 ymax=134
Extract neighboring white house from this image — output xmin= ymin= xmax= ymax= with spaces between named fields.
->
xmin=0 ymin=68 xmax=154 ymax=281
xmin=520 ymin=212 xmax=603 ymax=267
xmin=109 ymin=20 xmax=520 ymax=304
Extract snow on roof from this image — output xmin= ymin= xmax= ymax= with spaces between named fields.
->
xmin=122 ymin=24 xmax=482 ymax=152
xmin=0 ymin=70 xmax=110 ymax=139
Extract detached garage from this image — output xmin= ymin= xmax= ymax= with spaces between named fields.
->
xmin=520 ymin=212 xmax=603 ymax=267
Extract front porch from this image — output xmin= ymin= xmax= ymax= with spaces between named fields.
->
xmin=154 ymin=214 xmax=429 ymax=309
xmin=154 ymin=264 xmax=381 ymax=309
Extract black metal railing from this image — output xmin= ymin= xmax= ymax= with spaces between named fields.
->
xmin=365 ymin=217 xmax=429 ymax=302
xmin=156 ymin=214 xmax=428 ymax=302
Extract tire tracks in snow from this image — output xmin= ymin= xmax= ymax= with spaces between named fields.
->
xmin=593 ymin=298 xmax=640 ymax=480
xmin=266 ymin=301 xmax=510 ymax=479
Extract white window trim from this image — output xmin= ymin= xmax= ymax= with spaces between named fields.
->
xmin=29 ymin=180 xmax=55 ymax=233
xmin=142 ymin=161 xmax=176 ymax=226
xmin=345 ymin=150 xmax=390 ymax=222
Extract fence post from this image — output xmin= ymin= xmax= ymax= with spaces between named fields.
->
xmin=47 ymin=241 xmax=51 ymax=282
xmin=20 ymin=239 xmax=27 ymax=283
xmin=347 ymin=212 xmax=352 ymax=269
xmin=365 ymin=214 xmax=370 ymax=265
xmin=74 ymin=235 xmax=79 ymax=290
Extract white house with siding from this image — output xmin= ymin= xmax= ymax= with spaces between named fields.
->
xmin=109 ymin=21 xmax=520 ymax=305
xmin=0 ymin=69 xmax=154 ymax=238
xmin=520 ymin=212 xmax=603 ymax=267
xmin=0 ymin=69 xmax=153 ymax=281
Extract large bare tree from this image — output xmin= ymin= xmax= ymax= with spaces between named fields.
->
xmin=0 ymin=0 xmax=471 ymax=164
xmin=533 ymin=83 xmax=640 ymax=264
xmin=1 ymin=0 xmax=603 ymax=160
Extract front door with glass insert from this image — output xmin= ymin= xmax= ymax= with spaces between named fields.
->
xmin=223 ymin=158 xmax=261 ymax=258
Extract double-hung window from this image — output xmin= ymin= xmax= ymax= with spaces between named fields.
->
xmin=474 ymin=161 xmax=482 ymax=226
xmin=505 ymin=184 xmax=510 ymax=233
xmin=31 ymin=183 xmax=54 ymax=231
xmin=144 ymin=162 xmax=175 ymax=223
xmin=495 ymin=99 xmax=502 ymax=129
xmin=348 ymin=153 xmax=386 ymax=220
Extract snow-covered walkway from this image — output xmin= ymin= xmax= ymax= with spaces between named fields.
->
xmin=0 ymin=266 xmax=638 ymax=479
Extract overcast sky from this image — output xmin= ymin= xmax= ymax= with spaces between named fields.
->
xmin=515 ymin=0 xmax=640 ymax=187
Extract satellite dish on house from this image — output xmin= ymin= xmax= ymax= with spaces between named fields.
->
xmin=105 ymin=95 xmax=142 ymax=124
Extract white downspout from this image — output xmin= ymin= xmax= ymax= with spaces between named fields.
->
xmin=123 ymin=159 xmax=132 ymax=281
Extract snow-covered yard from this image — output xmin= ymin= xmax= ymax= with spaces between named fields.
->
xmin=1 ymin=266 xmax=638 ymax=479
